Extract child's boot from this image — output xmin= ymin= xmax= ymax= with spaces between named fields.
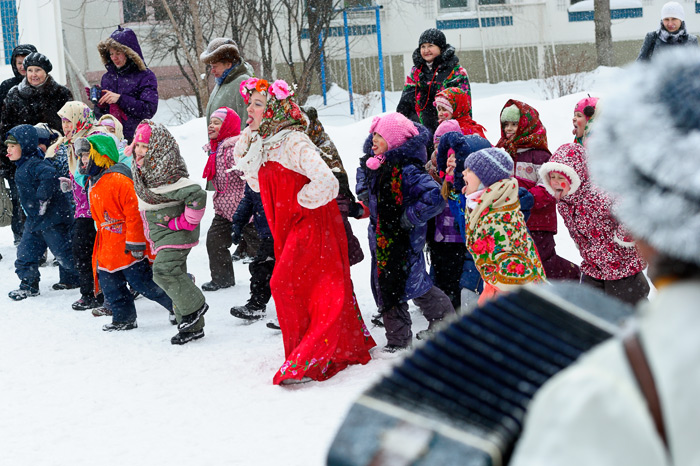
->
xmin=9 ymin=280 xmax=40 ymax=301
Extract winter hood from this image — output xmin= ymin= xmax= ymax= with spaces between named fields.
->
xmin=436 ymin=132 xmax=492 ymax=192
xmin=539 ymin=143 xmax=585 ymax=198
xmin=97 ymin=26 xmax=147 ymax=71
xmin=8 ymin=124 xmax=42 ymax=164
xmin=9 ymin=44 xmax=37 ymax=79
xmin=411 ymin=44 xmax=458 ymax=70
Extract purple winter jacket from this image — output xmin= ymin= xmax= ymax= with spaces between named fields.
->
xmin=95 ymin=27 xmax=158 ymax=142
xmin=356 ymin=123 xmax=445 ymax=307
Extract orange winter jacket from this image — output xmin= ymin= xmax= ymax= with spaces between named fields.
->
xmin=88 ymin=164 xmax=153 ymax=293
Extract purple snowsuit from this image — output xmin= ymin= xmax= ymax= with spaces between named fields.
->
xmin=95 ymin=26 xmax=158 ymax=142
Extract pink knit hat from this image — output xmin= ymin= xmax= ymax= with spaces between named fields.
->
xmin=433 ymin=119 xmax=461 ymax=145
xmin=133 ymin=123 xmax=152 ymax=144
xmin=574 ymin=97 xmax=599 ymax=121
xmin=369 ymin=112 xmax=419 ymax=152
xmin=434 ymin=95 xmax=453 ymax=114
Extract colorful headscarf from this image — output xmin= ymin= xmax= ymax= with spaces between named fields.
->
xmin=496 ymin=99 xmax=549 ymax=160
xmin=434 ymin=88 xmax=486 ymax=137
xmin=203 ymin=107 xmax=241 ymax=181
xmin=97 ymin=114 xmax=125 ymax=142
xmin=236 ymin=78 xmax=308 ymax=178
xmin=239 ymin=78 xmax=307 ymax=139
xmin=46 ymin=101 xmax=96 ymax=172
xmin=132 ymin=120 xmax=190 ymax=205
xmin=574 ymin=96 xmax=599 ymax=146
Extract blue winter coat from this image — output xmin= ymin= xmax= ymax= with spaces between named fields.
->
xmin=95 ymin=27 xmax=158 ymax=142
xmin=356 ymin=123 xmax=444 ymax=306
xmin=10 ymin=125 xmax=73 ymax=233
xmin=232 ymin=184 xmax=272 ymax=241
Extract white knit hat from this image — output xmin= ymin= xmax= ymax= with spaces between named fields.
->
xmin=660 ymin=1 xmax=685 ymax=21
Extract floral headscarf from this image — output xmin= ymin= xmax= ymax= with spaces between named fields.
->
xmin=236 ymin=78 xmax=308 ymax=177
xmin=132 ymin=120 xmax=190 ymax=205
xmin=46 ymin=101 xmax=96 ymax=172
xmin=434 ymin=87 xmax=486 ymax=137
xmin=496 ymin=99 xmax=549 ymax=160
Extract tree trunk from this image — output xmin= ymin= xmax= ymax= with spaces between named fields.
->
xmin=594 ymin=0 xmax=614 ymax=66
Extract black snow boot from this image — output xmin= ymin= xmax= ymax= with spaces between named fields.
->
xmin=230 ymin=301 xmax=266 ymax=321
xmin=8 ymin=281 xmax=40 ymax=301
xmin=72 ymin=294 xmax=103 ymax=311
xmin=171 ymin=329 xmax=205 ymax=345
xmin=178 ymin=303 xmax=209 ymax=332
xmin=102 ymin=321 xmax=138 ymax=332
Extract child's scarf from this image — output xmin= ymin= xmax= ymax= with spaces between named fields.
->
xmin=203 ymin=108 xmax=240 ymax=182
xmin=496 ymin=99 xmax=549 ymax=160
xmin=132 ymin=120 xmax=190 ymax=205
xmin=370 ymin=156 xmax=411 ymax=310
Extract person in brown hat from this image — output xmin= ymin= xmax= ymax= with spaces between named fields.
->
xmin=200 ymin=38 xmax=254 ymax=129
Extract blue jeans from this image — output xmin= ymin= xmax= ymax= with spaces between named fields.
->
xmin=98 ymin=259 xmax=173 ymax=324
xmin=15 ymin=222 xmax=79 ymax=286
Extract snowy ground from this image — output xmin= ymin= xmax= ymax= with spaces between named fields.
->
xmin=1 ymin=68 xmax=642 ymax=465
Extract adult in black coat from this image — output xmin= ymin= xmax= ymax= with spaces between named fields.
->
xmin=637 ymin=1 xmax=698 ymax=61
xmin=0 ymin=52 xmax=72 ymax=244
xmin=0 ymin=43 xmax=36 ymax=112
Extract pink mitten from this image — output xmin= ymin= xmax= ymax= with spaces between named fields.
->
xmin=167 ymin=206 xmax=205 ymax=231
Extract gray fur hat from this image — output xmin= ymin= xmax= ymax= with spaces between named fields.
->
xmin=200 ymin=38 xmax=240 ymax=65
xmin=588 ymin=49 xmax=700 ymax=266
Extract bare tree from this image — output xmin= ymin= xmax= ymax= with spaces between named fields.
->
xmin=594 ymin=0 xmax=614 ymax=66
xmin=273 ymin=0 xmax=344 ymax=103
xmin=144 ymin=0 xmax=254 ymax=117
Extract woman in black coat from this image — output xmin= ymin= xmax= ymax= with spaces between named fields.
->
xmin=637 ymin=1 xmax=698 ymax=61
xmin=0 ymin=52 xmax=72 ymax=244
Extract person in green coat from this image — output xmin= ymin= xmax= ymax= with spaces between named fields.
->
xmin=200 ymin=38 xmax=254 ymax=129
xmin=131 ymin=120 xmax=209 ymax=345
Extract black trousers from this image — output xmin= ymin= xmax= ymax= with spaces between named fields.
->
xmin=206 ymin=214 xmax=236 ymax=287
xmin=73 ymin=218 xmax=97 ymax=297
xmin=429 ymin=240 xmax=467 ymax=311
xmin=248 ymin=237 xmax=275 ymax=307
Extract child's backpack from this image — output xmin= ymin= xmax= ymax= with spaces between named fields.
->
xmin=0 ymin=176 xmax=13 ymax=227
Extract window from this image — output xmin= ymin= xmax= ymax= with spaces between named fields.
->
xmin=570 ymin=0 xmax=586 ymax=4
xmin=122 ymin=0 xmax=168 ymax=24
xmin=440 ymin=0 xmax=469 ymax=8
xmin=479 ymin=0 xmax=505 ymax=4
xmin=345 ymin=0 xmax=374 ymax=7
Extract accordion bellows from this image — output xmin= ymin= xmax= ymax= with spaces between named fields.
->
xmin=328 ymin=282 xmax=635 ymax=466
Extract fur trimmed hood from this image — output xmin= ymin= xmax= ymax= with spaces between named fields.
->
xmin=97 ymin=26 xmax=147 ymax=72
xmin=539 ymin=143 xmax=586 ymax=198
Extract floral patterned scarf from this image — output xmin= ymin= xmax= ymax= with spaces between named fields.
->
xmin=236 ymin=78 xmax=308 ymax=178
xmin=132 ymin=120 xmax=190 ymax=205
xmin=435 ymin=87 xmax=486 ymax=137
xmin=496 ymin=99 xmax=549 ymax=160
xmin=47 ymin=101 xmax=96 ymax=173
xmin=362 ymin=154 xmax=411 ymax=310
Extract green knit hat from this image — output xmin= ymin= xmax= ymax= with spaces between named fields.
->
xmin=86 ymin=134 xmax=120 ymax=168
xmin=500 ymin=104 xmax=521 ymax=123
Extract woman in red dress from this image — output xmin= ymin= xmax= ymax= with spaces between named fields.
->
xmin=233 ymin=78 xmax=376 ymax=385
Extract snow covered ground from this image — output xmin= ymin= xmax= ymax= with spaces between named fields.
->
xmin=1 ymin=67 xmax=638 ymax=465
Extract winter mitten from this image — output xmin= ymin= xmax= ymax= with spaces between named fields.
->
xmin=58 ymin=177 xmax=72 ymax=193
xmin=38 ymin=200 xmax=48 ymax=216
xmin=129 ymin=250 xmax=144 ymax=259
xmin=349 ymin=201 xmax=370 ymax=219
xmin=167 ymin=206 xmax=205 ymax=232
xmin=231 ymin=225 xmax=243 ymax=245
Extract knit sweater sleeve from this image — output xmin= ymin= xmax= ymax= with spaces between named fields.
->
xmin=283 ymin=131 xmax=339 ymax=209
xmin=232 ymin=128 xmax=259 ymax=192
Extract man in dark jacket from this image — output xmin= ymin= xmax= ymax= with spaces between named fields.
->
xmin=6 ymin=125 xmax=79 ymax=301
xmin=94 ymin=26 xmax=158 ymax=142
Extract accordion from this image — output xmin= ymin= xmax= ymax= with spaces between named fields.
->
xmin=327 ymin=282 xmax=635 ymax=466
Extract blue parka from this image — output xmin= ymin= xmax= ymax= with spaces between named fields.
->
xmin=10 ymin=125 xmax=73 ymax=233
xmin=356 ymin=123 xmax=444 ymax=306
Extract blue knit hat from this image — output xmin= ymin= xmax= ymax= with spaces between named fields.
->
xmin=465 ymin=147 xmax=514 ymax=187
